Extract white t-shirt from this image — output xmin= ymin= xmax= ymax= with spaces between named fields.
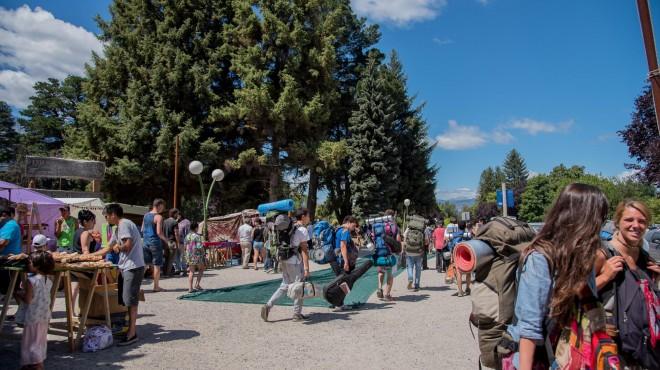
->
xmin=284 ymin=225 xmax=309 ymax=264
xmin=238 ymin=223 xmax=253 ymax=243
xmin=110 ymin=218 xmax=145 ymax=271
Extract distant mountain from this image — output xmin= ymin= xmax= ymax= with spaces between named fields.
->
xmin=441 ymin=198 xmax=476 ymax=210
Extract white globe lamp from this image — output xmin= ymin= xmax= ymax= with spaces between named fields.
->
xmin=188 ymin=160 xmax=203 ymax=175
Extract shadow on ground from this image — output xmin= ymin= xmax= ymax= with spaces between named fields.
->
xmin=0 ymin=322 xmax=199 ymax=370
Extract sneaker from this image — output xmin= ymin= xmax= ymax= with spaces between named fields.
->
xmin=413 ymin=286 xmax=420 ymax=292
xmin=465 ymin=288 xmax=471 ymax=296
xmin=292 ymin=313 xmax=310 ymax=321
xmin=261 ymin=305 xmax=270 ymax=322
xmin=118 ymin=335 xmax=138 ymax=346
xmin=407 ymin=281 xmax=413 ymax=290
xmin=376 ymin=289 xmax=383 ymax=299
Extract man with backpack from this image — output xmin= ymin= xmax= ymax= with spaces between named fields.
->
xmin=261 ymin=208 xmax=312 ymax=322
xmin=403 ymin=215 xmax=427 ymax=291
xmin=451 ymin=221 xmax=471 ymax=297
xmin=369 ymin=209 xmax=401 ymax=301
xmin=334 ymin=216 xmax=359 ymax=276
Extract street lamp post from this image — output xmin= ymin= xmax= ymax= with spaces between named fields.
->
xmin=403 ymin=198 xmax=411 ymax=230
xmin=188 ymin=161 xmax=224 ymax=240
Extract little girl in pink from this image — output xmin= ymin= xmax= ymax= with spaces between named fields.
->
xmin=15 ymin=251 xmax=55 ymax=370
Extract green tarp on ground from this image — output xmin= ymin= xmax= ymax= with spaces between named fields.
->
xmin=178 ymin=260 xmax=408 ymax=307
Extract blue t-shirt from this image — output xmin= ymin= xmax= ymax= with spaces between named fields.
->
xmin=335 ymin=227 xmax=358 ymax=265
xmin=0 ymin=219 xmax=22 ymax=256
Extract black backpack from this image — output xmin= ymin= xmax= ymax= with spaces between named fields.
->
xmin=600 ymin=244 xmax=660 ymax=369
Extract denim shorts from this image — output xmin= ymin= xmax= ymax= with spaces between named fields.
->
xmin=143 ymin=244 xmax=164 ymax=266
xmin=253 ymin=242 xmax=264 ymax=251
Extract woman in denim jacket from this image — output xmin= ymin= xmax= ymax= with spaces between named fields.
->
xmin=505 ymin=183 xmax=609 ymax=370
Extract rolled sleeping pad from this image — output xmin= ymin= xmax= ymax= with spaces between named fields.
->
xmin=453 ymin=239 xmax=495 ymax=273
xmin=257 ymin=199 xmax=294 ymax=215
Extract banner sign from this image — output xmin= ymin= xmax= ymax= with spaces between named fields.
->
xmin=25 ymin=156 xmax=105 ymax=180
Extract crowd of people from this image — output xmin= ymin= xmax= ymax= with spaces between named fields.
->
xmin=0 ymin=182 xmax=658 ymax=369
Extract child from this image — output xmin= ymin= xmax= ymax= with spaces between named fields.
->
xmin=15 ymin=251 xmax=55 ymax=370
xmin=184 ymin=222 xmax=205 ymax=293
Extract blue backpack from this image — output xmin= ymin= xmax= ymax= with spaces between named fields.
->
xmin=370 ymin=222 xmax=397 ymax=267
xmin=446 ymin=226 xmax=467 ymax=251
xmin=311 ymin=221 xmax=336 ymax=264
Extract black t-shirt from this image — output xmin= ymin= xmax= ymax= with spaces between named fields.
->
xmin=253 ymin=226 xmax=264 ymax=242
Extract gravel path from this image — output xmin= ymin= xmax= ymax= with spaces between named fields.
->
xmin=1 ymin=258 xmax=480 ymax=369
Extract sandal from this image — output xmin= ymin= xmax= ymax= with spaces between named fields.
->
xmin=376 ymin=289 xmax=383 ymax=299
xmin=383 ymin=295 xmax=395 ymax=302
xmin=195 ymin=285 xmax=203 ymax=291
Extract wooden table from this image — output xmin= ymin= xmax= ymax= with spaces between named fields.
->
xmin=0 ymin=264 xmax=115 ymax=352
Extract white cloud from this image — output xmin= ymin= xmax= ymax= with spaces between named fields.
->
xmin=492 ymin=130 xmax=515 ymax=144
xmin=435 ymin=120 xmax=488 ymax=150
xmin=616 ymin=169 xmax=640 ymax=180
xmin=477 ymin=0 xmax=491 ymax=5
xmin=597 ymin=133 xmax=617 ymax=142
xmin=436 ymin=187 xmax=477 ymax=200
xmin=527 ymin=170 xmax=540 ymax=179
xmin=351 ymin=0 xmax=448 ymax=26
xmin=432 ymin=37 xmax=454 ymax=46
xmin=508 ymin=118 xmax=573 ymax=135
xmin=0 ymin=5 xmax=103 ymax=108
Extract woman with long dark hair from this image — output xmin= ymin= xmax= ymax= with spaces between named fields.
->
xmin=505 ymin=183 xmax=609 ymax=370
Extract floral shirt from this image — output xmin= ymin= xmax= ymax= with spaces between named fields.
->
xmin=184 ymin=232 xmax=205 ymax=266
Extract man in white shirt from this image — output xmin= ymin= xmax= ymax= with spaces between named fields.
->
xmin=261 ymin=208 xmax=311 ymax=322
xmin=238 ymin=219 xmax=254 ymax=269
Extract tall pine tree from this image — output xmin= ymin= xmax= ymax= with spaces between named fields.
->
xmin=383 ymin=51 xmax=437 ymax=216
xmin=73 ymin=0 xmax=254 ymax=208
xmin=348 ymin=56 xmax=398 ymax=218
xmin=503 ymin=149 xmax=529 ymax=190
xmin=0 ymin=101 xmax=17 ymax=163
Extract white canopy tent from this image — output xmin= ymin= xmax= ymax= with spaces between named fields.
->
xmin=55 ymin=198 xmax=105 ymax=232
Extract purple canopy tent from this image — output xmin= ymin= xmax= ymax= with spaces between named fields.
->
xmin=0 ymin=180 xmax=65 ymax=240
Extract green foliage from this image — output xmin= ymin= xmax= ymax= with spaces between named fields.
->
xmin=20 ymin=76 xmax=85 ymax=156
xmin=518 ymin=174 xmax=553 ymax=222
xmin=518 ymin=164 xmax=657 ymax=221
xmin=0 ymin=101 xmax=17 ymax=163
xmin=348 ymin=56 xmax=399 ymax=218
xmin=384 ymin=51 xmax=438 ymax=216
xmin=438 ymin=201 xmax=458 ymax=219
xmin=72 ymin=0 xmax=265 ymax=211
xmin=503 ymin=149 xmax=528 ymax=190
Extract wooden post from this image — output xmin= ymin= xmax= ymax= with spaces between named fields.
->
xmin=637 ymin=0 xmax=660 ymax=134
xmin=173 ymin=135 xmax=179 ymax=209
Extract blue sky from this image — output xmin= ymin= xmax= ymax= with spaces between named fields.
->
xmin=0 ymin=0 xmax=654 ymax=201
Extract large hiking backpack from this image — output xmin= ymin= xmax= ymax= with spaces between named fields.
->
xmin=273 ymin=214 xmax=298 ymax=260
xmin=405 ymin=215 xmax=426 ymax=254
xmin=468 ymin=217 xmax=536 ymax=369
xmin=601 ymin=244 xmax=660 ymax=369
xmin=446 ymin=226 xmax=467 ymax=252
xmin=370 ymin=222 xmax=396 ymax=267
xmin=311 ymin=221 xmax=336 ymax=264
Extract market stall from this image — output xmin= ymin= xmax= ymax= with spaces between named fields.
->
xmin=204 ymin=209 xmax=259 ymax=266
xmin=0 ymin=180 xmax=65 ymax=250
xmin=0 ymin=253 xmax=116 ymax=352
